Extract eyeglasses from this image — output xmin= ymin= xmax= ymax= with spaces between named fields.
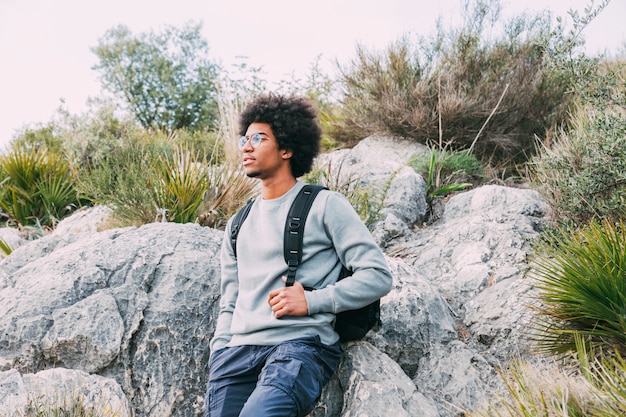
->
xmin=238 ymin=133 xmax=267 ymax=150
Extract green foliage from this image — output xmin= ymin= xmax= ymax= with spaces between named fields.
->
xmin=74 ymin=91 xmax=259 ymax=229
xmin=410 ymin=148 xmax=480 ymax=202
xmin=529 ymin=220 xmax=626 ymax=358
xmin=586 ymin=351 xmax=626 ymax=416
xmin=531 ymin=107 xmax=626 ymax=226
xmin=92 ymin=21 xmax=221 ymax=132
xmin=197 ymin=92 xmax=259 ymax=229
xmin=197 ymin=160 xmax=259 ymax=229
xmin=153 ymin=146 xmax=209 ymax=224
xmin=529 ymin=0 xmax=625 ymax=227
xmin=172 ymin=127 xmax=221 ymax=160
xmin=0 ymin=146 xmax=83 ymax=228
xmin=0 ymin=236 xmax=12 ymax=256
xmin=9 ymin=124 xmax=65 ymax=154
xmin=76 ymin=132 xmax=175 ymax=226
xmin=55 ymin=101 xmax=146 ymax=171
xmin=333 ymin=0 xmax=574 ymax=168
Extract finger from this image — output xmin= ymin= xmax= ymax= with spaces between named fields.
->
xmin=268 ymin=294 xmax=281 ymax=307
xmin=268 ymin=288 xmax=280 ymax=300
xmin=274 ymin=304 xmax=289 ymax=318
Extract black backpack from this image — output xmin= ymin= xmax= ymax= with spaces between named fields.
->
xmin=230 ymin=184 xmax=381 ymax=342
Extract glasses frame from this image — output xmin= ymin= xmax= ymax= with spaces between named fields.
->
xmin=238 ymin=133 xmax=267 ymax=150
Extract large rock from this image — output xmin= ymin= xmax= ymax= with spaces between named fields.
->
xmin=0 ymin=368 xmax=131 ymax=416
xmin=334 ymin=342 xmax=440 ymax=417
xmin=0 ymin=222 xmax=224 ymax=416
xmin=315 ymin=136 xmax=429 ymax=244
xmin=386 ymin=184 xmax=549 ymax=413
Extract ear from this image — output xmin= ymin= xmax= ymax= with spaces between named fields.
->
xmin=281 ymin=149 xmax=293 ymax=160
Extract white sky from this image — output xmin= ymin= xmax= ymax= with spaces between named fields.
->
xmin=0 ymin=0 xmax=624 ymax=149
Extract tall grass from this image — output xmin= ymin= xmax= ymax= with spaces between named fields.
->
xmin=1 ymin=386 xmax=132 ymax=417
xmin=196 ymin=91 xmax=259 ymax=229
xmin=468 ymin=350 xmax=626 ymax=417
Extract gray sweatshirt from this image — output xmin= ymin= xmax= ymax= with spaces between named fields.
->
xmin=210 ymin=181 xmax=392 ymax=352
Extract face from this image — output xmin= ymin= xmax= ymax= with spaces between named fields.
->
xmin=241 ymin=123 xmax=292 ymax=179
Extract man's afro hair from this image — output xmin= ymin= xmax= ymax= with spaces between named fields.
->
xmin=238 ymin=94 xmax=321 ymax=178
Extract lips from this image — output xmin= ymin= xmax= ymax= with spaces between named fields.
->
xmin=242 ymin=156 xmax=255 ymax=166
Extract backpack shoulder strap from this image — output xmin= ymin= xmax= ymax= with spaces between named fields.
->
xmin=230 ymin=197 xmax=255 ymax=258
xmin=284 ymin=184 xmax=327 ymax=287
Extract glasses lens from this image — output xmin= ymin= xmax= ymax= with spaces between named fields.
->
xmin=238 ymin=136 xmax=247 ymax=150
xmin=250 ymin=133 xmax=262 ymax=148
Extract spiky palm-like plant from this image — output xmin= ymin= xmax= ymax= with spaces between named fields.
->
xmin=0 ymin=147 xmax=82 ymax=228
xmin=529 ymin=219 xmax=626 ymax=358
xmin=153 ymin=145 xmax=209 ymax=224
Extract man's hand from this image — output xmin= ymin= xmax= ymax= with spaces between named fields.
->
xmin=268 ymin=277 xmax=309 ymax=318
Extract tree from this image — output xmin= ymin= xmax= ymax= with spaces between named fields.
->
xmin=92 ymin=21 xmax=221 ymax=132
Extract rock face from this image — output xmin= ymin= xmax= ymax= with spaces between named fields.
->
xmin=0 ymin=368 xmax=131 ymax=417
xmin=315 ymin=136 xmax=429 ymax=245
xmin=0 ymin=137 xmax=550 ymax=416
xmin=0 ymin=223 xmax=223 ymax=416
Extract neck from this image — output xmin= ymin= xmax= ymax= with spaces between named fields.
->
xmin=260 ymin=175 xmax=297 ymax=200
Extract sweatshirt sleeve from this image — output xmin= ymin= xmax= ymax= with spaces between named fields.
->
xmin=305 ymin=192 xmax=392 ymax=315
xmin=209 ymin=217 xmax=239 ymax=353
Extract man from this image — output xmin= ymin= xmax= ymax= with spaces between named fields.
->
xmin=205 ymin=94 xmax=392 ymax=417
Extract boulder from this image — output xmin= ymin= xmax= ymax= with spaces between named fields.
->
xmin=0 ymin=368 xmax=131 ymax=416
xmin=0 ymin=222 xmax=224 ymax=416
xmin=386 ymin=184 xmax=549 ymax=413
xmin=314 ymin=342 xmax=440 ymax=417
xmin=315 ymin=136 xmax=429 ymax=244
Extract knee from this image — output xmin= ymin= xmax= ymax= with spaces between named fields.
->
xmin=239 ymin=384 xmax=299 ymax=417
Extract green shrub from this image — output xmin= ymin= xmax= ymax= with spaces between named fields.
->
xmin=76 ymin=132 xmax=175 ymax=226
xmin=153 ymin=145 xmax=210 ymax=224
xmin=8 ymin=124 xmax=65 ymax=155
xmin=531 ymin=105 xmax=626 ymax=226
xmin=196 ymin=92 xmax=259 ymax=229
xmin=529 ymin=1 xmax=624 ymax=227
xmin=531 ymin=103 xmax=625 ymax=228
xmin=0 ymin=146 xmax=84 ymax=228
xmin=410 ymin=148 xmax=481 ymax=199
xmin=333 ymin=0 xmax=575 ymax=169
xmin=57 ymin=103 xmax=149 ymax=171
xmin=529 ymin=219 xmax=626 ymax=358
